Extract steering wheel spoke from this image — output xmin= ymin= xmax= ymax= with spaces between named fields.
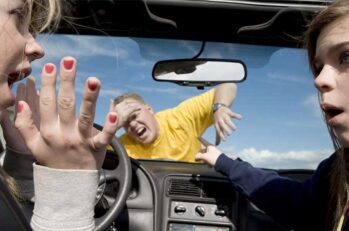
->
xmin=103 ymin=167 xmax=125 ymax=182
xmin=93 ymin=123 xmax=132 ymax=231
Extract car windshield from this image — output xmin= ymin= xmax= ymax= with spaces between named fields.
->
xmin=28 ymin=34 xmax=333 ymax=170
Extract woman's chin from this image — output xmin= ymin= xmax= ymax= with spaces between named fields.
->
xmin=0 ymin=95 xmax=15 ymax=113
xmin=337 ymin=131 xmax=349 ymax=149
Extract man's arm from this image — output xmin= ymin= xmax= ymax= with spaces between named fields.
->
xmin=213 ymin=83 xmax=242 ymax=145
xmin=213 ymin=83 xmax=237 ymax=108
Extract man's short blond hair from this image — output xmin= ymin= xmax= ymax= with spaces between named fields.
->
xmin=113 ymin=92 xmax=146 ymax=107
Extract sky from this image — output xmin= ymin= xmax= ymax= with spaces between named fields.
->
xmin=23 ymin=34 xmax=334 ymax=170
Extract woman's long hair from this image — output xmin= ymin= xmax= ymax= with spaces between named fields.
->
xmin=30 ymin=0 xmax=62 ymax=34
xmin=304 ymin=0 xmax=349 ymax=230
xmin=0 ymin=0 xmax=62 ymax=202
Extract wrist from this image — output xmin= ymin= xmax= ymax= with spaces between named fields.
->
xmin=212 ymin=103 xmax=228 ymax=113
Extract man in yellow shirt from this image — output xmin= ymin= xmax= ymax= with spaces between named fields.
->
xmin=112 ymin=83 xmax=240 ymax=163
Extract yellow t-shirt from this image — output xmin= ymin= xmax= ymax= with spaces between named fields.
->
xmin=119 ymin=89 xmax=215 ymax=163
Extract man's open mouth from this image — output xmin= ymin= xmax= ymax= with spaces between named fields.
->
xmin=136 ymin=127 xmax=147 ymax=137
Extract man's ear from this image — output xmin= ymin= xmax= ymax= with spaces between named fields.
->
xmin=145 ymin=104 xmax=155 ymax=114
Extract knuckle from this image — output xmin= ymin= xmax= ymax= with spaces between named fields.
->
xmin=41 ymin=96 xmax=53 ymax=106
xmin=79 ymin=113 xmax=93 ymax=127
xmin=62 ymin=138 xmax=75 ymax=148
xmin=91 ymin=138 xmax=106 ymax=152
xmin=41 ymin=130 xmax=55 ymax=143
xmin=58 ymin=96 xmax=75 ymax=110
xmin=15 ymin=121 xmax=32 ymax=130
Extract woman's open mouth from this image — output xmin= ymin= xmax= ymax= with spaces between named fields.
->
xmin=8 ymin=67 xmax=32 ymax=88
xmin=322 ymin=104 xmax=344 ymax=125
xmin=7 ymin=74 xmax=20 ymax=88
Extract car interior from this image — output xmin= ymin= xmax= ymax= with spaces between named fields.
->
xmin=0 ymin=0 xmax=335 ymax=230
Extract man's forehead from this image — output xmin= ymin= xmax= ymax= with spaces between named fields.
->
xmin=124 ymin=99 xmax=143 ymax=105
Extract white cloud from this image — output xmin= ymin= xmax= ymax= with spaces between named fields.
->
xmin=267 ymin=72 xmax=310 ymax=85
xmin=34 ymin=35 xmax=128 ymax=68
xmin=124 ymin=85 xmax=179 ymax=94
xmin=99 ymin=88 xmax=125 ymax=98
xmin=302 ymin=94 xmax=322 ymax=118
xmin=221 ymin=146 xmax=333 ymax=169
xmin=74 ymin=84 xmax=124 ymax=98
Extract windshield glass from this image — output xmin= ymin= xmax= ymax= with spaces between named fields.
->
xmin=28 ymin=34 xmax=333 ymax=169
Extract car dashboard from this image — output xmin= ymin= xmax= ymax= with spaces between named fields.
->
xmin=101 ymin=152 xmax=313 ymax=231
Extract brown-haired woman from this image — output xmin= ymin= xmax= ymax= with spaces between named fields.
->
xmin=196 ymin=0 xmax=349 ymax=230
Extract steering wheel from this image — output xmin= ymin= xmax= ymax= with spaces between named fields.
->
xmin=94 ymin=123 xmax=132 ymax=231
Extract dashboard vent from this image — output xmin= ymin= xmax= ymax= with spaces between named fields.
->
xmin=168 ymin=178 xmax=233 ymax=199
xmin=168 ymin=179 xmax=201 ymax=197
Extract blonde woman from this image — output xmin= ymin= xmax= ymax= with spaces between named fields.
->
xmin=0 ymin=0 xmax=119 ymax=230
xmin=196 ymin=0 xmax=349 ymax=230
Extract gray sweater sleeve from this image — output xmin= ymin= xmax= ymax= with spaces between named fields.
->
xmin=31 ymin=164 xmax=99 ymax=231
xmin=2 ymin=149 xmax=99 ymax=231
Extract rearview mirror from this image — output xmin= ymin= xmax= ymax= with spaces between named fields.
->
xmin=152 ymin=59 xmax=246 ymax=87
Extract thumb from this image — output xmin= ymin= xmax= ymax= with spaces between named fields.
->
xmin=195 ymin=152 xmax=205 ymax=161
xmin=15 ymin=101 xmax=39 ymax=149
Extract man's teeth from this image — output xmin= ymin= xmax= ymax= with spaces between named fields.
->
xmin=137 ymin=127 xmax=146 ymax=136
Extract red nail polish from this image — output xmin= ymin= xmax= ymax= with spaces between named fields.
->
xmin=109 ymin=114 xmax=118 ymax=123
xmin=63 ymin=60 xmax=74 ymax=70
xmin=45 ymin=64 xmax=54 ymax=74
xmin=17 ymin=102 xmax=23 ymax=113
xmin=88 ymin=80 xmax=98 ymax=91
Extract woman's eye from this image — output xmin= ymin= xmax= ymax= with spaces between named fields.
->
xmin=340 ymin=52 xmax=349 ymax=64
xmin=9 ymin=7 xmax=28 ymax=24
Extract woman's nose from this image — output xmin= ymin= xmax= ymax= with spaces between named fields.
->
xmin=25 ymin=34 xmax=45 ymax=61
xmin=314 ymin=65 xmax=336 ymax=93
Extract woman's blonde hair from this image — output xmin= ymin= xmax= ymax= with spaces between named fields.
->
xmin=30 ymin=0 xmax=62 ymax=34
xmin=0 ymin=0 xmax=62 ymax=202
xmin=304 ymin=0 xmax=349 ymax=230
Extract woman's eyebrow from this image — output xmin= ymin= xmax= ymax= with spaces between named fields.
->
xmin=326 ymin=41 xmax=349 ymax=55
xmin=314 ymin=41 xmax=349 ymax=63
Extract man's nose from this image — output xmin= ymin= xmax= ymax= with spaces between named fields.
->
xmin=129 ymin=119 xmax=138 ymax=127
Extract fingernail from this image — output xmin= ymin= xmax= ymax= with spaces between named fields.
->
xmin=63 ymin=59 xmax=74 ymax=70
xmin=88 ymin=80 xmax=98 ymax=91
xmin=45 ymin=64 xmax=54 ymax=74
xmin=109 ymin=114 xmax=118 ymax=123
xmin=17 ymin=102 xmax=23 ymax=113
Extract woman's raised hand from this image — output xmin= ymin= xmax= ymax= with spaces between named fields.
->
xmin=14 ymin=57 xmax=118 ymax=170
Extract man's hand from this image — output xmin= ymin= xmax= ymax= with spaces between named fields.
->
xmin=111 ymin=101 xmax=141 ymax=129
xmin=214 ymin=106 xmax=242 ymax=145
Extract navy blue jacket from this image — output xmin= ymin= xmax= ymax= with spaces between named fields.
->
xmin=214 ymin=153 xmax=340 ymax=230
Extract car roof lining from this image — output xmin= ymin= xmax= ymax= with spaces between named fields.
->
xmin=58 ymin=0 xmax=327 ymax=48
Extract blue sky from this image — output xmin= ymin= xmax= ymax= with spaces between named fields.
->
xmin=25 ymin=34 xmax=334 ymax=169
